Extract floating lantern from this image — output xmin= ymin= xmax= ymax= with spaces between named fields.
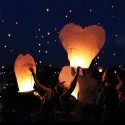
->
xmin=14 ymin=54 xmax=36 ymax=93
xmin=98 ymin=66 xmax=104 ymax=73
xmin=59 ymin=23 xmax=105 ymax=68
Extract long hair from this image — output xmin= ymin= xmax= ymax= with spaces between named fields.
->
xmin=105 ymin=68 xmax=118 ymax=87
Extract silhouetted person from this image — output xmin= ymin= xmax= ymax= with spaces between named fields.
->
xmin=29 ymin=66 xmax=81 ymax=121
xmin=101 ymin=68 xmax=119 ymax=121
xmin=77 ymin=67 xmax=98 ymax=121
xmin=116 ymin=70 xmax=125 ymax=121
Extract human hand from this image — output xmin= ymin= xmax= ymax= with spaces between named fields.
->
xmin=77 ymin=66 xmax=81 ymax=73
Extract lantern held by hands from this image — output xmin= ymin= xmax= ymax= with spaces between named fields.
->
xmin=14 ymin=54 xmax=36 ymax=93
xmin=59 ymin=66 xmax=82 ymax=99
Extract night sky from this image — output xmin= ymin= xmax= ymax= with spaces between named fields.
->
xmin=0 ymin=0 xmax=125 ymax=69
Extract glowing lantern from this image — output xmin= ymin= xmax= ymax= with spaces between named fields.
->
xmin=98 ymin=66 xmax=103 ymax=73
xmin=14 ymin=54 xmax=36 ymax=93
xmin=59 ymin=66 xmax=83 ymax=99
xmin=59 ymin=23 xmax=105 ymax=68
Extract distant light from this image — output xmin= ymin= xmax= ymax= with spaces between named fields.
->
xmin=65 ymin=15 xmax=68 ymax=18
xmin=119 ymin=65 xmax=121 ymax=68
xmin=97 ymin=56 xmax=99 ymax=59
xmin=38 ymin=43 xmax=41 ymax=46
xmin=2 ymin=66 xmax=4 ymax=69
xmin=98 ymin=22 xmax=101 ymax=25
xmin=16 ymin=21 xmax=18 ymax=25
xmin=46 ymin=8 xmax=49 ymax=12
xmin=112 ymin=15 xmax=115 ymax=18
xmin=112 ymin=5 xmax=114 ymax=8
xmin=2 ymin=20 xmax=5 ymax=23
xmin=96 ymin=63 xmax=98 ymax=65
xmin=36 ymin=36 xmax=38 ymax=38
xmin=4 ymin=45 xmax=7 ymax=48
xmin=39 ymin=61 xmax=42 ymax=64
xmin=49 ymin=64 xmax=52 ymax=67
xmin=69 ymin=10 xmax=72 ymax=13
xmin=113 ymin=53 xmax=116 ymax=56
xmin=114 ymin=70 xmax=117 ymax=74
xmin=39 ymin=50 xmax=41 ymax=53
xmin=45 ymin=50 xmax=48 ymax=54
xmin=8 ymin=33 xmax=11 ymax=37
xmin=54 ymin=28 xmax=57 ymax=30
xmin=47 ymin=41 xmax=50 ymax=44
xmin=115 ymin=34 xmax=118 ymax=37
xmin=10 ymin=49 xmax=13 ymax=52
xmin=38 ymin=29 xmax=41 ymax=31
xmin=42 ymin=36 xmax=44 ymax=38
xmin=90 ymin=9 xmax=92 ymax=12
xmin=55 ymin=40 xmax=57 ymax=41
xmin=47 ymin=32 xmax=50 ymax=35
xmin=3 ymin=87 xmax=6 ymax=89
xmin=98 ymin=66 xmax=103 ymax=73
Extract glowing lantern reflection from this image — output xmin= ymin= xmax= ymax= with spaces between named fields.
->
xmin=14 ymin=54 xmax=36 ymax=93
xmin=59 ymin=23 xmax=105 ymax=68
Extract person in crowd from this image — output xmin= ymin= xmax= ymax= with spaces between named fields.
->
xmin=116 ymin=70 xmax=125 ymax=121
xmin=29 ymin=66 xmax=81 ymax=121
xmin=101 ymin=68 xmax=119 ymax=121
xmin=77 ymin=67 xmax=98 ymax=121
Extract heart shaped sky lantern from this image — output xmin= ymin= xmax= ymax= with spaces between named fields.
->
xmin=59 ymin=23 xmax=106 ymax=68
xmin=14 ymin=54 xmax=36 ymax=93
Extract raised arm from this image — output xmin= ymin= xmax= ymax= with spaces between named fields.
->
xmin=62 ymin=66 xmax=81 ymax=97
xmin=29 ymin=68 xmax=52 ymax=100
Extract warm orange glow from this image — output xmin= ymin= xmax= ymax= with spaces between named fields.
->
xmin=59 ymin=23 xmax=105 ymax=68
xmin=14 ymin=54 xmax=36 ymax=93
xmin=98 ymin=66 xmax=103 ymax=73
xmin=67 ymin=48 xmax=92 ymax=68
xmin=59 ymin=66 xmax=81 ymax=99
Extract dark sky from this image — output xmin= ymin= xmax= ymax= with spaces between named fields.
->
xmin=0 ymin=0 xmax=125 ymax=69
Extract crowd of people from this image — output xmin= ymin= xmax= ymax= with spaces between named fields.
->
xmin=1 ymin=65 xmax=125 ymax=122
xmin=22 ymin=66 xmax=125 ymax=121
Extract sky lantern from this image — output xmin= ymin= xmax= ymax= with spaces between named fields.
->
xmin=14 ymin=54 xmax=36 ymax=93
xmin=59 ymin=66 xmax=83 ymax=99
xmin=59 ymin=23 xmax=105 ymax=68
xmin=98 ymin=66 xmax=104 ymax=73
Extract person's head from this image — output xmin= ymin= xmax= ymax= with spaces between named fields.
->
xmin=117 ymin=70 xmax=124 ymax=82
xmin=55 ymin=81 xmax=69 ymax=95
xmin=84 ymin=67 xmax=93 ymax=77
xmin=102 ymin=68 xmax=118 ymax=87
